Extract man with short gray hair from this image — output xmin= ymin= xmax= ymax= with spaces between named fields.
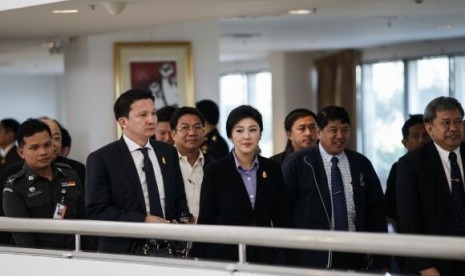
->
xmin=397 ymin=96 xmax=465 ymax=276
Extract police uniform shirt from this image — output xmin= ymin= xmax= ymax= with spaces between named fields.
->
xmin=201 ymin=128 xmax=229 ymax=162
xmin=3 ymin=162 xmax=82 ymax=249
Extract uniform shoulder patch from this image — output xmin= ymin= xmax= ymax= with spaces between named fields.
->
xmin=5 ymin=167 xmax=27 ymax=185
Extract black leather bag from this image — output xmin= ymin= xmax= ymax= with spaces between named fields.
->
xmin=131 ymin=239 xmax=172 ymax=257
xmin=131 ymin=239 xmax=190 ymax=258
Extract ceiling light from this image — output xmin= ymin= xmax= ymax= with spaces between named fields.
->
xmin=287 ymin=8 xmax=317 ymax=15
xmin=52 ymin=9 xmax=79 ymax=14
xmin=101 ymin=1 xmax=127 ymax=15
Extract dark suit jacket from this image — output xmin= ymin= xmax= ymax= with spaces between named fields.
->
xmin=270 ymin=145 xmax=294 ymax=166
xmin=282 ymin=145 xmax=387 ymax=269
xmin=385 ymin=161 xmax=399 ymax=223
xmin=0 ymin=145 xmax=21 ymax=245
xmin=192 ymin=153 xmax=294 ymax=264
xmin=56 ymin=156 xmax=85 ymax=185
xmin=396 ymin=141 xmax=465 ymax=275
xmin=85 ymin=137 xmax=189 ymax=254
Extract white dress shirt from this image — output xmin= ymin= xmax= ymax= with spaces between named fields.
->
xmin=319 ymin=143 xmax=356 ymax=231
xmin=123 ymin=135 xmax=166 ymax=217
xmin=434 ymin=143 xmax=464 ymax=191
xmin=0 ymin=142 xmax=15 ymax=158
xmin=177 ymin=150 xmax=204 ymax=221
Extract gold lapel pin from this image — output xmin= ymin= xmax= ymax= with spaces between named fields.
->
xmin=162 ymin=157 xmax=166 ymax=165
xmin=262 ymin=171 xmax=267 ymax=179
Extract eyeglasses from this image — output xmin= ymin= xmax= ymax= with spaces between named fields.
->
xmin=176 ymin=124 xmax=204 ymax=134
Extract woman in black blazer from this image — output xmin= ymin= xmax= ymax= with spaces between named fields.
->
xmin=192 ymin=105 xmax=294 ymax=264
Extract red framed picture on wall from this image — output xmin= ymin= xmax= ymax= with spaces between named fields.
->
xmin=114 ymin=42 xmax=194 ymax=110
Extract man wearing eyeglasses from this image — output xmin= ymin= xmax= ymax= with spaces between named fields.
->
xmin=396 ymin=97 xmax=465 ymax=276
xmin=170 ymin=106 xmax=207 ymax=223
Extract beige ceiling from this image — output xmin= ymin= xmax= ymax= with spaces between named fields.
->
xmin=1 ymin=0 xmax=465 ymax=74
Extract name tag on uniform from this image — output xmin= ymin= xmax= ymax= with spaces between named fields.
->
xmin=53 ymin=203 xmax=67 ymax=219
xmin=61 ymin=181 xmax=76 ymax=187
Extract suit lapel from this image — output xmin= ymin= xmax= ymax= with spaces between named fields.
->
xmin=460 ymin=144 xmax=465 ymax=182
xmin=313 ymin=148 xmax=332 ymax=219
xmin=254 ymin=157 xmax=268 ymax=217
xmin=427 ymin=143 xmax=453 ymax=203
xmin=117 ymin=138 xmax=146 ymax=212
xmin=151 ymin=140 xmax=171 ymax=204
xmin=346 ymin=151 xmax=363 ymax=216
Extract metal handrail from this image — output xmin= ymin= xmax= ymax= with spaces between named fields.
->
xmin=1 ymin=217 xmax=465 ymax=262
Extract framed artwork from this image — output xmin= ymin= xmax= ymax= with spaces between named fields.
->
xmin=114 ymin=42 xmax=194 ymax=110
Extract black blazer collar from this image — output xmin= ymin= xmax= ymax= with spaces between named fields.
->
xmin=117 ymin=137 xmax=147 ymax=212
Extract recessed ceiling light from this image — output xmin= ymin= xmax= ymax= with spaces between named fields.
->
xmin=52 ymin=9 xmax=79 ymax=14
xmin=287 ymin=8 xmax=317 ymax=15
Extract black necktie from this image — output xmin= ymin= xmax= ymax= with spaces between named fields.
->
xmin=331 ymin=156 xmax=348 ymax=231
xmin=449 ymin=152 xmax=465 ymax=236
xmin=139 ymin=147 xmax=164 ymax=217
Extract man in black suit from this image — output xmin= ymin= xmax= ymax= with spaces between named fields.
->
xmin=397 ymin=96 xmax=465 ymax=276
xmin=0 ymin=118 xmax=21 ymax=179
xmin=386 ymin=114 xmax=429 ymax=228
xmin=0 ymin=118 xmax=21 ymax=245
xmin=282 ymin=106 xmax=387 ymax=271
xmin=85 ymin=89 xmax=189 ymax=254
xmin=0 ymin=118 xmax=21 ymax=184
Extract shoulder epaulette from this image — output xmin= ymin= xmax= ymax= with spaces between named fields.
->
xmin=5 ymin=167 xmax=27 ymax=185
xmin=54 ymin=162 xmax=72 ymax=170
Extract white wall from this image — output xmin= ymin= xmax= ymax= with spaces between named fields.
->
xmin=62 ymin=20 xmax=219 ymax=163
xmin=0 ymin=75 xmax=62 ymax=122
xmin=269 ymin=52 xmax=319 ymax=154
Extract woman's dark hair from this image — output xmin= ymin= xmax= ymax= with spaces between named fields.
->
xmin=226 ymin=105 xmax=263 ymax=138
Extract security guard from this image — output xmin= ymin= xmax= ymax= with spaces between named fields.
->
xmin=3 ymin=119 xmax=83 ymax=250
xmin=196 ymin=100 xmax=229 ymax=162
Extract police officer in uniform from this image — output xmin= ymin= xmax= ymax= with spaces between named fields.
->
xmin=3 ymin=119 xmax=83 ymax=250
xmin=196 ymin=100 xmax=229 ymax=162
